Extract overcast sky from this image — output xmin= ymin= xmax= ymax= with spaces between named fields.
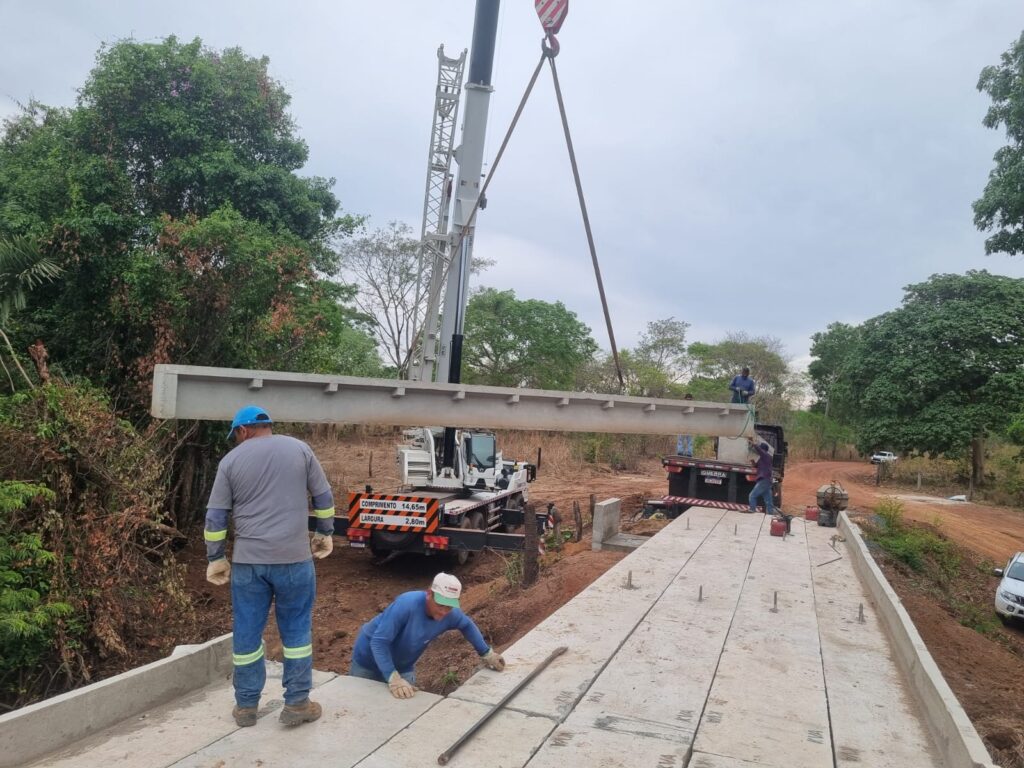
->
xmin=3 ymin=1 xmax=1024 ymax=371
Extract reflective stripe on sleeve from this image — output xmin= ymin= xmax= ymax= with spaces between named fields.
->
xmin=282 ymin=643 xmax=313 ymax=660
xmin=233 ymin=642 xmax=265 ymax=666
xmin=314 ymin=506 xmax=335 ymax=519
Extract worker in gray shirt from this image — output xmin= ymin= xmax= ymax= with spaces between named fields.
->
xmin=204 ymin=405 xmax=336 ymax=728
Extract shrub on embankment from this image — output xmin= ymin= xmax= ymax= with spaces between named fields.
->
xmin=0 ymin=383 xmax=194 ymax=711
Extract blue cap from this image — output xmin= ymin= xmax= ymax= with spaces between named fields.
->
xmin=228 ymin=405 xmax=273 ymax=439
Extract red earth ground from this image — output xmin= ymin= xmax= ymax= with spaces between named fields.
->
xmin=182 ymin=435 xmax=1024 ymax=764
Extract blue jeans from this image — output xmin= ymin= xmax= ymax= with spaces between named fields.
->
xmin=749 ymin=478 xmax=775 ymax=515
xmin=349 ymin=658 xmax=416 ymax=685
xmin=231 ymin=560 xmax=315 ymax=708
xmin=676 ymin=435 xmax=693 ymax=457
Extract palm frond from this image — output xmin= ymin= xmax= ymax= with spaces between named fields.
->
xmin=0 ymin=236 xmax=64 ymax=325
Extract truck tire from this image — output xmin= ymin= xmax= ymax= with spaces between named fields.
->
xmin=500 ymin=493 xmax=525 ymax=533
xmin=370 ymin=529 xmax=418 ymax=555
xmin=453 ymin=512 xmax=485 ymax=567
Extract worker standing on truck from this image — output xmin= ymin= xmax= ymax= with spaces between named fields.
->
xmin=204 ymin=405 xmax=337 ymax=728
xmin=747 ymin=438 xmax=776 ymax=515
xmin=729 ymin=367 xmax=755 ymax=404
xmin=349 ymin=573 xmax=506 ymax=698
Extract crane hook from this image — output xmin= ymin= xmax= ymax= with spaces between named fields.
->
xmin=542 ymin=33 xmax=560 ymax=58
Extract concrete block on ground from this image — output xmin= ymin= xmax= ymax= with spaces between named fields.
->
xmin=805 ymin=521 xmax=942 ymax=768
xmin=27 ymin=662 xmax=336 ymax=768
xmin=692 ymin=520 xmax=833 ymax=768
xmin=599 ymin=532 xmax=648 ymax=552
xmin=170 ymin=675 xmax=438 ymax=768
xmin=0 ymin=634 xmax=233 ymax=768
xmin=355 ymin=695 xmax=556 ymax=768
xmin=591 ymin=497 xmax=622 ymax=550
xmin=526 ymin=723 xmax=691 ymax=768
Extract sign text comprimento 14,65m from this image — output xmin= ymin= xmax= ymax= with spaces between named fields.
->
xmin=358 ymin=498 xmax=428 ymax=514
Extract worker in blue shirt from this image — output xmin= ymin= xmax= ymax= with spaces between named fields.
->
xmin=748 ymin=438 xmax=776 ymax=515
xmin=349 ymin=572 xmax=505 ymax=698
xmin=730 ymin=367 xmax=755 ymax=404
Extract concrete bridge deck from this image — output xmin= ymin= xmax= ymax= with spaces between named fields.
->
xmin=16 ymin=508 xmax=986 ymax=768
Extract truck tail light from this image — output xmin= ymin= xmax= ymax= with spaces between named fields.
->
xmin=347 ymin=528 xmax=371 ymax=543
xmin=424 ymin=535 xmax=449 ymax=550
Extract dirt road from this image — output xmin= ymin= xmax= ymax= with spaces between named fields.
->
xmin=783 ymin=460 xmax=1024 ymax=563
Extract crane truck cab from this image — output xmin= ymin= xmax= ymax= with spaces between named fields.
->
xmin=330 ymin=427 xmax=538 ymax=566
xmin=397 ymin=427 xmax=534 ymax=493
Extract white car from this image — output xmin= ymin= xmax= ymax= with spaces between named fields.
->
xmin=870 ymin=451 xmax=898 ymax=464
xmin=993 ymin=552 xmax=1024 ymax=624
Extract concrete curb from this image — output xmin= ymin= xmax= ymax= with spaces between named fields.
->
xmin=0 ymin=633 xmax=232 ymax=768
xmin=839 ymin=512 xmax=997 ymax=768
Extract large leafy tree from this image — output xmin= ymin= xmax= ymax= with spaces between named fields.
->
xmin=807 ymin=322 xmax=862 ymax=421
xmin=0 ymin=36 xmax=369 ymax=411
xmin=975 ymin=32 xmax=1024 ymax=255
xmin=461 ymin=288 xmax=597 ymax=390
xmin=837 ymin=271 xmax=1024 ymax=484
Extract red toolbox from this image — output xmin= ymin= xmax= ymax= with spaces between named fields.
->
xmin=804 ymin=506 xmax=819 ymax=522
xmin=770 ymin=518 xmax=787 ymax=537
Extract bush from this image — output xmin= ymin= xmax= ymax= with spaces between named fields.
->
xmin=869 ymin=498 xmax=959 ymax=579
xmin=0 ymin=481 xmax=74 ymax=703
xmin=0 ymin=383 xmax=195 ymax=709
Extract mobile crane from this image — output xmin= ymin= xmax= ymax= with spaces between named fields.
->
xmin=343 ymin=0 xmax=541 ymax=564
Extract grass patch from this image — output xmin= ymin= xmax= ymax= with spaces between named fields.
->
xmin=869 ymin=498 xmax=960 ymax=580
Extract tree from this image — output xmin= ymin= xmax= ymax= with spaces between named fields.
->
xmin=0 ymin=36 xmax=370 ymax=412
xmin=975 ymin=32 xmax=1024 ymax=255
xmin=840 ymin=271 xmax=1024 ymax=484
xmin=461 ymin=288 xmax=597 ymax=389
xmin=807 ymin=322 xmax=862 ymax=421
xmin=584 ymin=318 xmax=691 ymax=397
xmin=339 ymin=221 xmax=429 ymax=375
xmin=687 ymin=333 xmax=799 ymax=423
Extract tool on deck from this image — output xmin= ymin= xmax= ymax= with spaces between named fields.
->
xmin=436 ymin=645 xmax=567 ymax=765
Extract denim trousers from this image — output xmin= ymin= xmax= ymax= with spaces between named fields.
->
xmin=231 ymin=560 xmax=315 ymax=708
xmin=676 ymin=435 xmax=693 ymax=457
xmin=748 ymin=478 xmax=775 ymax=514
xmin=349 ymin=658 xmax=416 ymax=685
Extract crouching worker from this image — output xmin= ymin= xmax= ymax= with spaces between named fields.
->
xmin=349 ymin=572 xmax=505 ymax=698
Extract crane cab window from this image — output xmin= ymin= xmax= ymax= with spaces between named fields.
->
xmin=465 ymin=433 xmax=496 ymax=470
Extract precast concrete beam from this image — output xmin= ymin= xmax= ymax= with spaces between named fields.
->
xmin=150 ymin=364 xmax=757 ymax=438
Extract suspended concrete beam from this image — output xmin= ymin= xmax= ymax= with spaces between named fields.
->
xmin=150 ymin=364 xmax=757 ymax=438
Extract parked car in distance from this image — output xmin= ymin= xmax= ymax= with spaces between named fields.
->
xmin=870 ymin=451 xmax=898 ymax=464
xmin=994 ymin=552 xmax=1024 ymax=624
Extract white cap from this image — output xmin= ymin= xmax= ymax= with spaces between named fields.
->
xmin=431 ymin=572 xmax=462 ymax=608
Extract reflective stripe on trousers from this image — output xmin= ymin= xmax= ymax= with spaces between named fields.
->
xmin=230 ymin=560 xmax=316 ymax=708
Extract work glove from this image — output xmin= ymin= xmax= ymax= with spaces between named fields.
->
xmin=311 ymin=532 xmax=333 ymax=560
xmin=206 ymin=558 xmax=230 ymax=586
xmin=388 ymin=671 xmax=416 ymax=699
xmin=482 ymin=648 xmax=506 ymax=671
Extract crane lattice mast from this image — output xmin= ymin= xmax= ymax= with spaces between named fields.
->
xmin=409 ymin=46 xmax=467 ymax=382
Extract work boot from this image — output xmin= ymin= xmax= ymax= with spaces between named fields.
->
xmin=279 ymin=698 xmax=322 ymax=727
xmin=232 ymin=705 xmax=258 ymax=727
